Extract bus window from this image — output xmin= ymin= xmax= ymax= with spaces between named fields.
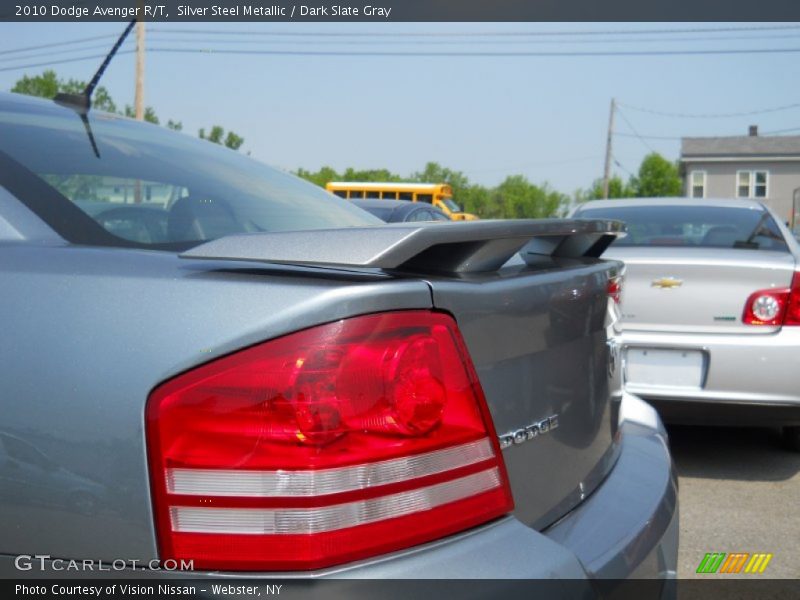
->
xmin=417 ymin=194 xmax=433 ymax=204
xmin=333 ymin=191 xmax=347 ymax=198
xmin=349 ymin=190 xmax=364 ymax=199
xmin=399 ymin=192 xmax=412 ymax=200
xmin=382 ymin=191 xmax=398 ymax=200
xmin=365 ymin=190 xmax=380 ymax=199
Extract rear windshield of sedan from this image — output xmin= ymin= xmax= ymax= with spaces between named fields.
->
xmin=0 ymin=95 xmax=379 ymax=250
xmin=577 ymin=205 xmax=789 ymax=251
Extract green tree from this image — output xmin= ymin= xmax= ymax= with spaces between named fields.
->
xmin=13 ymin=71 xmax=243 ymax=150
xmin=490 ymin=175 xmax=568 ymax=219
xmin=124 ymin=104 xmax=160 ymax=125
xmin=296 ymin=166 xmax=340 ymax=187
xmin=199 ymin=125 xmax=245 ymax=151
xmin=292 ymin=162 xmax=573 ymax=219
xmin=458 ymin=184 xmax=491 ymax=218
xmin=584 ymin=175 xmax=637 ymax=200
xmin=411 ymin=162 xmax=470 ymax=191
xmin=293 ymin=166 xmax=404 ymax=187
xmin=12 ymin=69 xmax=117 ymax=113
xmin=411 ymin=162 xmax=479 ymax=214
xmin=631 ymin=153 xmax=682 ymax=197
xmin=341 ymin=167 xmax=403 ymax=182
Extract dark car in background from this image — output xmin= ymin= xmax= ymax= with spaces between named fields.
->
xmin=352 ymin=198 xmax=451 ymax=223
xmin=0 ymin=92 xmax=677 ymax=587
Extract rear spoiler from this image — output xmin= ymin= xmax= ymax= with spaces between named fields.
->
xmin=180 ymin=219 xmax=625 ymax=274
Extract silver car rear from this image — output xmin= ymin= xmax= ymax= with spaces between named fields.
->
xmin=0 ymin=93 xmax=679 ymax=586
xmin=574 ymin=198 xmax=800 ymax=450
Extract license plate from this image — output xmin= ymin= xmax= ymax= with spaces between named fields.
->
xmin=624 ymin=348 xmax=705 ymax=389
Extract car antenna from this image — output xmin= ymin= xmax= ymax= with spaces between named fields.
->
xmin=54 ymin=18 xmax=137 ymax=157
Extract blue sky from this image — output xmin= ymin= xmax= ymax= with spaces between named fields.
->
xmin=1 ymin=22 xmax=799 ymax=195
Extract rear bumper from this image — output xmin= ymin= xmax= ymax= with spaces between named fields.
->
xmin=335 ymin=394 xmax=679 ymax=583
xmin=622 ymin=328 xmax=800 ymax=422
xmin=274 ymin=394 xmax=678 ymax=584
xmin=544 ymin=393 xmax=678 ymax=582
xmin=342 ymin=391 xmax=679 ymax=583
xmin=0 ymin=396 xmax=678 ymax=592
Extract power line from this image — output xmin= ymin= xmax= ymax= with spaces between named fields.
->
xmin=5 ymin=44 xmax=800 ymax=74
xmin=613 ymin=158 xmax=635 ymax=178
xmin=149 ymin=24 xmax=800 ymax=38
xmin=3 ymin=24 xmax=799 ymax=69
xmin=146 ymin=46 xmax=800 ymax=58
xmin=760 ymin=126 xmax=800 ymax=135
xmin=616 ymin=128 xmax=800 ymax=139
xmin=615 ymin=132 xmax=685 ymax=141
xmin=617 ymin=100 xmax=800 ymax=119
xmin=616 ymin=109 xmax=658 ymax=153
xmin=0 ymin=41 xmax=133 ymax=65
xmin=5 ymin=32 xmax=799 ymax=66
xmin=0 ymin=51 xmax=134 ymax=73
xmin=145 ymin=32 xmax=800 ymax=46
xmin=0 ymin=34 xmax=118 ymax=56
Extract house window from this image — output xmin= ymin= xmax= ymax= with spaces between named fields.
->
xmin=690 ymin=171 xmax=706 ymax=198
xmin=736 ymin=170 xmax=768 ymax=198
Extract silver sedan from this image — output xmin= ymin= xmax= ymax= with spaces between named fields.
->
xmin=574 ymin=198 xmax=800 ymax=450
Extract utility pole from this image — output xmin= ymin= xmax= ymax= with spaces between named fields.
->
xmin=134 ymin=20 xmax=145 ymax=121
xmin=134 ymin=19 xmax=145 ymax=203
xmin=602 ymin=98 xmax=616 ymax=200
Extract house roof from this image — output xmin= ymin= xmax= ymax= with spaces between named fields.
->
xmin=681 ymin=135 xmax=800 ymax=160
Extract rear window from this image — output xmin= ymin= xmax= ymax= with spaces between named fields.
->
xmin=577 ymin=205 xmax=788 ymax=251
xmin=0 ymin=95 xmax=379 ymax=250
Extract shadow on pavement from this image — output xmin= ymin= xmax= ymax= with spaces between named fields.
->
xmin=667 ymin=425 xmax=800 ymax=482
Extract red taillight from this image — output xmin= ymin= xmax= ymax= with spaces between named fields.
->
xmin=786 ymin=272 xmax=800 ymax=325
xmin=146 ymin=311 xmax=513 ymax=571
xmin=608 ymin=275 xmax=623 ymax=305
xmin=743 ymin=272 xmax=800 ymax=326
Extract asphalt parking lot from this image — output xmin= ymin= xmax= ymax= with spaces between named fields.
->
xmin=669 ymin=425 xmax=800 ymax=578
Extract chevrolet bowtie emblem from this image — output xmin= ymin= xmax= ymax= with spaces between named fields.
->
xmin=652 ymin=277 xmax=683 ymax=289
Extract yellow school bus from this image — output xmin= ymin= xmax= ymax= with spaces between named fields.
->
xmin=325 ymin=182 xmax=479 ymax=221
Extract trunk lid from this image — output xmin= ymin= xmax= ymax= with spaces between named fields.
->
xmin=607 ymin=247 xmax=796 ymax=334
xmin=425 ymin=260 xmax=621 ymax=529
xmin=183 ymin=219 xmax=626 ymax=530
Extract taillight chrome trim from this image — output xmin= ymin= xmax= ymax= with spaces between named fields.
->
xmin=170 ymin=467 xmax=502 ymax=535
xmin=167 ymin=438 xmax=495 ymax=497
xmin=742 ymin=271 xmax=800 ymax=326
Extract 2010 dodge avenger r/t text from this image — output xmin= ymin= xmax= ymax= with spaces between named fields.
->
xmin=0 ymin=92 xmax=677 ymax=592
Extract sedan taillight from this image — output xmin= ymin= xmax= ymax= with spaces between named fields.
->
xmin=146 ymin=311 xmax=513 ymax=571
xmin=608 ymin=275 xmax=623 ymax=305
xmin=743 ymin=272 xmax=800 ymax=326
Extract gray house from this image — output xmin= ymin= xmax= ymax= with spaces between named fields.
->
xmin=680 ymin=127 xmax=800 ymax=228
